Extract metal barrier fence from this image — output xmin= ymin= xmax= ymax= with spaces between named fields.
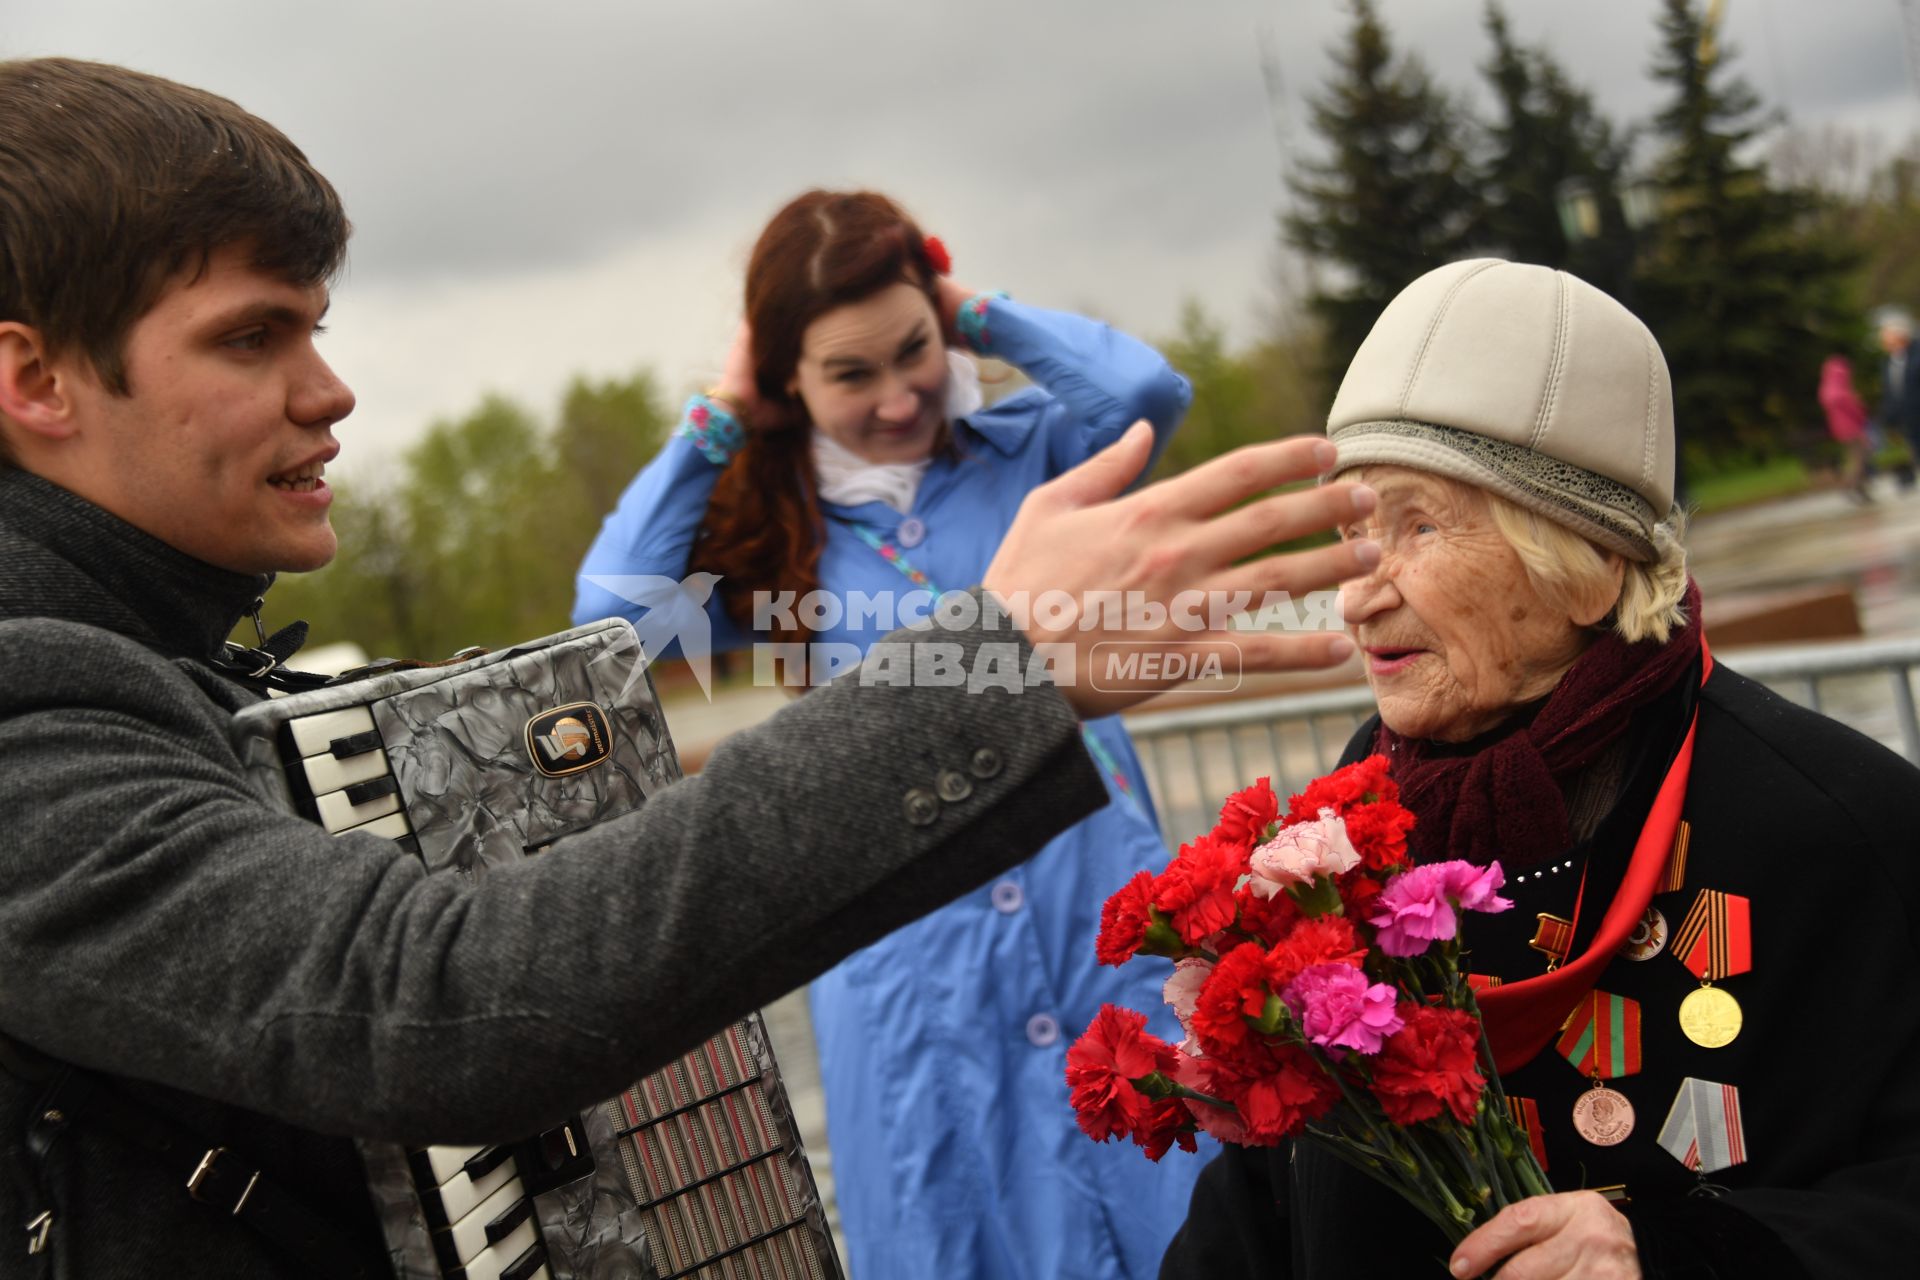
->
xmin=1123 ymin=636 xmax=1920 ymax=848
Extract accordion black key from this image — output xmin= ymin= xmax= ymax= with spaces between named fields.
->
xmin=230 ymin=619 xmax=844 ymax=1280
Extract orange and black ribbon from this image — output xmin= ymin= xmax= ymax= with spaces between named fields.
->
xmin=1671 ymin=890 xmax=1751 ymax=981
xmin=1555 ymin=990 xmax=1643 ymax=1080
xmin=1660 ymin=821 xmax=1691 ymax=894
xmin=1505 ymin=1096 xmax=1549 ymax=1171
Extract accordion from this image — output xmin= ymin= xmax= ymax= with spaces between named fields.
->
xmin=230 ymin=620 xmax=844 ymax=1280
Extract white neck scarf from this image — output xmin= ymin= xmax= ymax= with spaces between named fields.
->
xmin=810 ymin=349 xmax=983 ymax=513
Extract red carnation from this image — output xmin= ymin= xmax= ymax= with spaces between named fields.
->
xmin=1288 ymin=754 xmax=1399 ymax=823
xmin=1234 ymin=878 xmax=1301 ymax=948
xmin=1153 ymin=834 xmax=1243 ymax=946
xmin=1190 ymin=942 xmax=1274 ymax=1061
xmin=1337 ymin=871 xmax=1386 ymax=921
xmin=1199 ymin=1042 xmax=1339 ymax=1146
xmin=1097 ymin=870 xmax=1158 ymax=967
xmin=1133 ymin=1095 xmax=1200 ymax=1162
xmin=1266 ymin=915 xmax=1367 ymax=991
xmin=1370 ymin=1004 xmax=1486 ymax=1126
xmin=922 ymin=235 xmax=953 ymax=276
xmin=1066 ymin=1005 xmax=1178 ymax=1144
xmin=1342 ymin=801 xmax=1415 ymax=872
xmin=1212 ymin=776 xmax=1278 ymax=852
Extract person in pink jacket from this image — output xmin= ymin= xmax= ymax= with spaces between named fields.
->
xmin=1818 ymin=354 xmax=1875 ymax=502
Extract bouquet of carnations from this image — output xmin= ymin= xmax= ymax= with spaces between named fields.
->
xmin=1068 ymin=756 xmax=1552 ymax=1244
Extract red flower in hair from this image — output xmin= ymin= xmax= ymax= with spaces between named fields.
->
xmin=922 ymin=235 xmax=953 ymax=276
xmin=1370 ymin=1004 xmax=1486 ymax=1126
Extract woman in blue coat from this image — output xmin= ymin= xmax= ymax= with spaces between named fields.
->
xmin=573 ymin=189 xmax=1208 ymax=1279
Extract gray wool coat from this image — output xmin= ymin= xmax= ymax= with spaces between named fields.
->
xmin=0 ymin=468 xmax=1107 ymax=1278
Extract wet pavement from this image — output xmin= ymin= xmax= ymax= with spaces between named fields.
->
xmin=1684 ymin=475 xmax=1920 ymax=639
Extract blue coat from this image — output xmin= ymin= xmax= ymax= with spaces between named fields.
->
xmin=574 ymin=298 xmax=1213 ymax=1279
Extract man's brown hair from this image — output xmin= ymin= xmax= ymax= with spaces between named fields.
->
xmin=0 ymin=58 xmax=350 ymax=460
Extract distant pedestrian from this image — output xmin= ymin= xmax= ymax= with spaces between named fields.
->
xmin=1876 ymin=312 xmax=1920 ymax=487
xmin=1818 ymin=354 xmax=1875 ymax=502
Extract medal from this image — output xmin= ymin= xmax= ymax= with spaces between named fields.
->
xmin=1671 ymin=889 xmax=1751 ymax=1047
xmin=1656 ymin=1077 xmax=1748 ymax=1174
xmin=1572 ymin=1082 xmax=1636 ymax=1146
xmin=1529 ymin=913 xmax=1573 ymax=972
xmin=1556 ymin=990 xmax=1642 ymax=1144
xmin=1622 ymin=905 xmax=1669 ymax=961
xmin=1677 ymin=986 xmax=1743 ymax=1048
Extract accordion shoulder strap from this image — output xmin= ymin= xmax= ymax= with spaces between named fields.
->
xmin=23 ymin=1062 xmax=380 ymax=1278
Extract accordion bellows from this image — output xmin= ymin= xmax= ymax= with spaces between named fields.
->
xmin=231 ymin=620 xmax=843 ymax=1280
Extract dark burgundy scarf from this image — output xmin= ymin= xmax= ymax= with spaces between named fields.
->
xmin=1379 ymin=580 xmax=1703 ymax=870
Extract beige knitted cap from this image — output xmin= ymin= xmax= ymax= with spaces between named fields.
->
xmin=1326 ymin=258 xmax=1676 ymax=562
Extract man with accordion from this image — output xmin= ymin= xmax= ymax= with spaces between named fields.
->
xmin=0 ymin=58 xmax=1379 ymax=1279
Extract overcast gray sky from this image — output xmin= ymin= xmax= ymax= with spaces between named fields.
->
xmin=7 ymin=0 xmax=1917 ymax=474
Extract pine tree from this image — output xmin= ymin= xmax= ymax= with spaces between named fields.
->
xmin=1285 ymin=0 xmax=1482 ymax=383
xmin=1478 ymin=3 xmax=1633 ymax=296
xmin=1634 ymin=0 xmax=1863 ymax=467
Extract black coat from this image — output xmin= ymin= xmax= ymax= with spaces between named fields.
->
xmin=1161 ymin=662 xmax=1920 ymax=1280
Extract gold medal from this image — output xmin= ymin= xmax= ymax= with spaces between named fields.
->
xmin=1622 ymin=906 xmax=1669 ymax=961
xmin=1571 ymin=1082 xmax=1636 ymax=1146
xmin=1677 ymin=985 xmax=1743 ymax=1048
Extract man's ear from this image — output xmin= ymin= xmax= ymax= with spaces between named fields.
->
xmin=0 ymin=322 xmax=82 ymax=444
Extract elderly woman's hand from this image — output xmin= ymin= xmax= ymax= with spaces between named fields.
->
xmin=1448 ymin=1192 xmax=1639 ymax=1279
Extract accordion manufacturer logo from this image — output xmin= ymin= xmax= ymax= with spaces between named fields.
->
xmin=526 ymin=702 xmax=614 ymax=777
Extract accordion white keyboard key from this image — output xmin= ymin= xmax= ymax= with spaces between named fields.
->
xmin=419 ymin=1146 xmax=517 ymax=1227
xmin=435 ymin=1172 xmax=531 ymax=1269
xmin=314 ymin=779 xmax=403 ymax=833
xmin=286 ymin=705 xmax=379 ymax=757
xmin=300 ymin=744 xmax=391 ymax=796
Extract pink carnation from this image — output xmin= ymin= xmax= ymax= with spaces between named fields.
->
xmin=1246 ymin=811 xmax=1361 ymax=900
xmin=1281 ymin=962 xmax=1405 ymax=1056
xmin=1367 ymin=860 xmax=1514 ymax=957
xmin=1163 ymin=958 xmax=1213 ymax=1057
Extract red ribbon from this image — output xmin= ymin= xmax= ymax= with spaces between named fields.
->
xmin=1478 ymin=639 xmax=1713 ymax=1075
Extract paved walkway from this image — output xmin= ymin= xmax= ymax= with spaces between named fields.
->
xmin=1684 ymin=476 xmax=1920 ymax=639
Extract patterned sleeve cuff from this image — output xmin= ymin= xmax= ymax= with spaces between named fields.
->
xmin=675 ymin=393 xmax=748 ymax=465
xmin=954 ymin=291 xmax=1011 ymax=357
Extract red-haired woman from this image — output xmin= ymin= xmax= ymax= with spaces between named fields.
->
xmin=574 ymin=190 xmax=1204 ymax=1278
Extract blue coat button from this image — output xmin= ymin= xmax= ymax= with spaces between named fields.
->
xmin=1025 ymin=1012 xmax=1060 ymax=1047
xmin=897 ymin=517 xmax=927 ymax=548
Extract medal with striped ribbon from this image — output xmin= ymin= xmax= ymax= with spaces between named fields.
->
xmin=1671 ymin=889 xmax=1751 ymax=1048
xmin=1555 ymin=990 xmax=1642 ymax=1145
xmin=1656 ymin=1077 xmax=1748 ymax=1174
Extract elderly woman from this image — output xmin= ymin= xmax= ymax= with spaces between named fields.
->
xmin=1161 ymin=260 xmax=1920 ymax=1280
